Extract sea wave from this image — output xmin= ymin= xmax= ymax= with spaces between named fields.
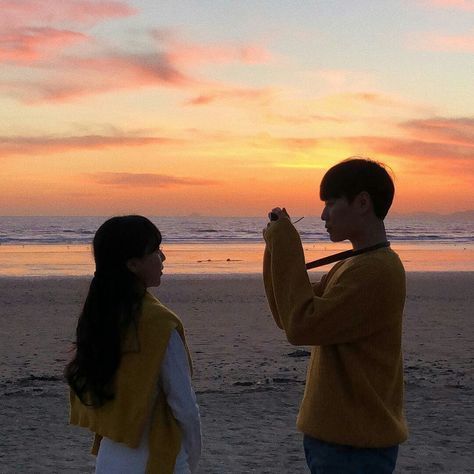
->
xmin=0 ymin=216 xmax=472 ymax=245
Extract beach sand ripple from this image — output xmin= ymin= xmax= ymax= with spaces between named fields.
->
xmin=0 ymin=273 xmax=473 ymax=473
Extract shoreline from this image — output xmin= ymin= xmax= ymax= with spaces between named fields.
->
xmin=1 ymin=241 xmax=473 ymax=276
xmin=1 ymin=270 xmax=474 ymax=279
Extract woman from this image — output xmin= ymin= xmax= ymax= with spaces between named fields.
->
xmin=65 ymin=215 xmax=201 ymax=473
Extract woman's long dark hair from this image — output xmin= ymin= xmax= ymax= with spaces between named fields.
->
xmin=64 ymin=215 xmax=162 ymax=407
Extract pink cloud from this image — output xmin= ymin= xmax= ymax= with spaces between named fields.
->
xmin=185 ymin=87 xmax=272 ymax=106
xmin=2 ymin=43 xmax=273 ymax=103
xmin=416 ymin=0 xmax=474 ymax=11
xmin=64 ymin=53 xmax=193 ymax=90
xmin=341 ymin=116 xmax=474 ymax=176
xmin=311 ymin=69 xmax=376 ymax=90
xmin=168 ymin=43 xmax=271 ymax=65
xmin=0 ymin=134 xmax=180 ymax=157
xmin=0 ymin=27 xmax=87 ymax=62
xmin=276 ymin=138 xmax=321 ymax=149
xmin=0 ymin=7 xmax=273 ymax=104
xmin=345 ymin=135 xmax=473 ymax=164
xmin=401 ymin=117 xmax=474 ymax=145
xmin=152 ymin=30 xmax=272 ymax=66
xmin=229 ymin=115 xmax=473 ymax=177
xmin=327 ymin=92 xmax=419 ymax=110
xmin=0 ymin=28 xmax=274 ymax=103
xmin=89 ymin=172 xmax=219 ymax=187
xmin=0 ymin=0 xmax=136 ymax=28
xmin=2 ymin=52 xmax=196 ymax=102
xmin=0 ymin=1 xmax=178 ymax=102
xmin=412 ymin=33 xmax=474 ymax=52
xmin=275 ymin=117 xmax=474 ymax=173
xmin=267 ymin=113 xmax=349 ymax=125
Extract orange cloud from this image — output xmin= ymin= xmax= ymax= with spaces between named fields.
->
xmin=89 ymin=172 xmax=220 ymax=187
xmin=0 ymin=134 xmax=180 ymax=157
xmin=0 ymin=27 xmax=87 ymax=62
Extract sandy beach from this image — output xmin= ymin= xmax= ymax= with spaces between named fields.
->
xmin=0 ymin=273 xmax=473 ymax=473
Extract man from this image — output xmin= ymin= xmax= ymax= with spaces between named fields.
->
xmin=263 ymin=158 xmax=408 ymax=473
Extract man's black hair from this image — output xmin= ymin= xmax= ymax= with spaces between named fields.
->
xmin=320 ymin=157 xmax=395 ymax=220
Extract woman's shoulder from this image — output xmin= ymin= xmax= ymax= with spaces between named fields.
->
xmin=142 ymin=291 xmax=182 ymax=329
xmin=122 ymin=293 xmax=182 ymax=353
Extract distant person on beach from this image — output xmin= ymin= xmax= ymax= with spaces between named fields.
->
xmin=65 ymin=215 xmax=201 ymax=473
xmin=263 ymin=158 xmax=407 ymax=473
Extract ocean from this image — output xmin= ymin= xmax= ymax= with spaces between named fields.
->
xmin=1 ymin=215 xmax=473 ymax=245
xmin=0 ymin=215 xmax=473 ymax=276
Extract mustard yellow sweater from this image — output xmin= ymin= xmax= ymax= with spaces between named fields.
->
xmin=263 ymin=219 xmax=408 ymax=447
xmin=69 ymin=292 xmax=191 ymax=473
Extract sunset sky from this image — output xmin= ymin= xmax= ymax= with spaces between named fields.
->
xmin=1 ymin=0 xmax=473 ymax=216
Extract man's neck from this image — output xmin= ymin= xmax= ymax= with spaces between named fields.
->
xmin=350 ymin=220 xmax=387 ymax=251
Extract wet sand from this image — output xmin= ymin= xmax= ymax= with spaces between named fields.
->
xmin=1 ymin=242 xmax=473 ymax=276
xmin=0 ymin=273 xmax=473 ymax=473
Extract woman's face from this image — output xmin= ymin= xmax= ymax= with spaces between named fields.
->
xmin=128 ymin=247 xmax=166 ymax=287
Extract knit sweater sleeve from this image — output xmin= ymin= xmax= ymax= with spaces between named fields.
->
xmin=263 ymin=236 xmax=328 ymax=327
xmin=263 ymin=218 xmax=389 ymax=346
xmin=311 ymin=273 xmax=328 ymax=297
xmin=263 ymin=245 xmax=284 ymax=329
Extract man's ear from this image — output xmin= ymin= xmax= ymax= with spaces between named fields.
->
xmin=126 ymin=258 xmax=139 ymax=273
xmin=357 ymin=191 xmax=372 ymax=214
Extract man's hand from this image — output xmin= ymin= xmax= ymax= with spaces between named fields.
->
xmin=263 ymin=207 xmax=291 ymax=239
xmin=268 ymin=207 xmax=290 ymax=221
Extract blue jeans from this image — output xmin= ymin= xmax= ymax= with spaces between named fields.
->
xmin=303 ymin=436 xmax=399 ymax=474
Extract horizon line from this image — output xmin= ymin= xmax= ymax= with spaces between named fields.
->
xmin=1 ymin=210 xmax=473 ymax=219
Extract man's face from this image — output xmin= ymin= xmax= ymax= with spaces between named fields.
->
xmin=320 ymin=196 xmax=358 ymax=242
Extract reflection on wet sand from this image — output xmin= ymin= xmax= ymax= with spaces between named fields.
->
xmin=0 ymin=242 xmax=473 ymax=276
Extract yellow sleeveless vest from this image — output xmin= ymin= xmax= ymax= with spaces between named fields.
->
xmin=69 ymin=291 xmax=191 ymax=473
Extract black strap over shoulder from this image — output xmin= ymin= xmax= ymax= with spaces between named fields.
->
xmin=305 ymin=241 xmax=390 ymax=270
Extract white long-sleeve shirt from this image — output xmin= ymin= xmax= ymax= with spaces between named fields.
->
xmin=95 ymin=330 xmax=201 ymax=474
